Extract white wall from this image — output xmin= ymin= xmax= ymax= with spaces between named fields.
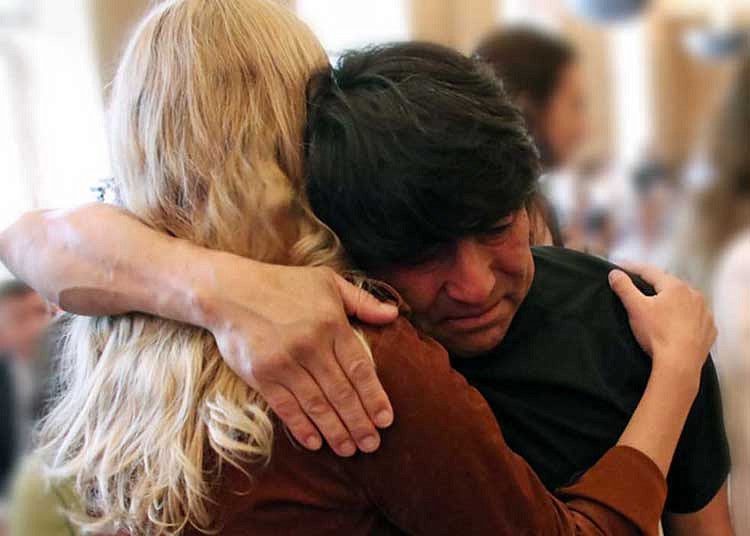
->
xmin=0 ymin=0 xmax=110 ymax=229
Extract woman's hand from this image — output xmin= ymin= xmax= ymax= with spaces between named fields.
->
xmin=611 ymin=263 xmax=718 ymax=476
xmin=608 ymin=263 xmax=717 ymax=379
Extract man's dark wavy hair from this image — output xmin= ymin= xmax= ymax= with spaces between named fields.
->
xmin=304 ymin=42 xmax=541 ymax=271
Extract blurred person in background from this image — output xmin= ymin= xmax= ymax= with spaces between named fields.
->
xmin=673 ymin=56 xmax=750 ymax=299
xmin=0 ymin=280 xmax=53 ymax=363
xmin=714 ymin=232 xmax=750 ymax=536
xmin=583 ymin=208 xmax=617 ymax=259
xmin=689 ymin=55 xmax=750 ymax=534
xmin=0 ymin=281 xmax=55 ymax=497
xmin=5 ymin=315 xmax=74 ymax=536
xmin=610 ymin=159 xmax=679 ymax=269
xmin=6 ymin=454 xmax=81 ymax=536
xmin=474 ymin=25 xmax=588 ymax=170
xmin=474 ymin=26 xmax=589 ymax=248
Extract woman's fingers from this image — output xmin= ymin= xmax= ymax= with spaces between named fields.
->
xmin=612 ymin=261 xmax=716 ymax=371
xmin=618 ymin=261 xmax=676 ymax=293
xmin=608 ymin=269 xmax=645 ymax=312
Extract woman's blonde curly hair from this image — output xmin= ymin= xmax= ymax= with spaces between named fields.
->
xmin=37 ymin=0 xmax=346 ymax=533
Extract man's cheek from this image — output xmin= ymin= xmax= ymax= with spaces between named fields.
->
xmin=404 ymin=289 xmax=439 ymax=320
xmin=387 ymin=273 xmax=441 ymax=313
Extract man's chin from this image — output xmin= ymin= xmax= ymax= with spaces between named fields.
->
xmin=438 ymin=324 xmax=508 ymax=358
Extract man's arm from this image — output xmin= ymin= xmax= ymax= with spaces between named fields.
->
xmin=663 ymin=482 xmax=733 ymax=536
xmin=0 ymin=204 xmax=398 ymax=456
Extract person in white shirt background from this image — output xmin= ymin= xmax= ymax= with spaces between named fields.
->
xmin=714 ymin=233 xmax=750 ymax=535
xmin=674 ymin=55 xmax=750 ymax=533
xmin=0 ymin=280 xmax=56 ymax=530
xmin=672 ymin=57 xmax=750 ymax=301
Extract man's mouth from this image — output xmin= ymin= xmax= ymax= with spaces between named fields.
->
xmin=442 ymin=299 xmax=505 ymax=331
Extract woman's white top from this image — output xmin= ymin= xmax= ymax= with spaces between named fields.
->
xmin=713 ymin=230 xmax=750 ymax=534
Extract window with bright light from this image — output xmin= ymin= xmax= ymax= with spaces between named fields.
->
xmin=499 ymin=0 xmax=563 ymax=30
xmin=296 ymin=0 xmax=410 ymax=60
xmin=610 ymin=20 xmax=650 ymax=167
xmin=0 ymin=1 xmax=110 ymax=278
xmin=0 ymin=58 xmax=28 ymax=229
xmin=25 ymin=2 xmax=111 ymax=207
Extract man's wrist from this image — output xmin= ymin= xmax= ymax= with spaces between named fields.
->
xmin=185 ymin=245 xmax=269 ymax=334
xmin=172 ymin=239 xmax=224 ymax=331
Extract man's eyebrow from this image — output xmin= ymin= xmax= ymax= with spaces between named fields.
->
xmin=398 ymin=241 xmax=454 ymax=265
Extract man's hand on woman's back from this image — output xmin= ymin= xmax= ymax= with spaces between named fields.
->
xmin=0 ymin=204 xmax=398 ymax=458
xmin=204 ymin=262 xmax=398 ymax=457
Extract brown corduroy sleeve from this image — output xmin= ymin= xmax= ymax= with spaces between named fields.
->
xmin=339 ymin=317 xmax=667 ymax=535
xmin=558 ymin=446 xmax=667 ymax=536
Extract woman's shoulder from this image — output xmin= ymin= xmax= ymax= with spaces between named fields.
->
xmin=358 ymin=315 xmax=450 ymax=376
xmin=353 ymin=316 xmax=490 ymax=434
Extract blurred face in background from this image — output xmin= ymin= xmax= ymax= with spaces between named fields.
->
xmin=539 ymin=62 xmax=588 ymax=167
xmin=638 ymin=181 xmax=675 ymax=240
xmin=0 ymin=290 xmax=53 ymax=360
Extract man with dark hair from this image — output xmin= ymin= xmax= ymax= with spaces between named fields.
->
xmin=305 ymin=43 xmax=731 ymax=535
xmin=0 ymin=43 xmax=731 ymax=534
xmin=306 ymin=42 xmax=538 ymax=276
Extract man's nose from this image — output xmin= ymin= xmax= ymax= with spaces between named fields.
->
xmin=443 ymin=239 xmax=495 ymax=304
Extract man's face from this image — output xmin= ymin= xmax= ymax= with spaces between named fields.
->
xmin=376 ymin=208 xmax=535 ymax=357
xmin=0 ymin=291 xmax=53 ymax=360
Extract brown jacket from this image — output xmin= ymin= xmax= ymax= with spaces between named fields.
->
xmin=190 ymin=316 xmax=666 ymax=535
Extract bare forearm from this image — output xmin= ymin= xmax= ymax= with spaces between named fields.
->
xmin=2 ymin=204 xmax=399 ymax=454
xmin=617 ymin=361 xmax=700 ymax=477
xmin=0 ymin=204 xmax=212 ymax=326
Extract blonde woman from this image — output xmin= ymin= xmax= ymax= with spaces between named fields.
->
xmin=30 ymin=1 xmax=716 ymax=534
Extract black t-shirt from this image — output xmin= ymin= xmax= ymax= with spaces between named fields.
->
xmin=451 ymin=246 xmax=730 ymax=514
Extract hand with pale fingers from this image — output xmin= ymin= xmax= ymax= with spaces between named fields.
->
xmin=210 ymin=264 xmax=398 ymax=457
xmin=608 ymin=263 xmax=717 ymax=378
